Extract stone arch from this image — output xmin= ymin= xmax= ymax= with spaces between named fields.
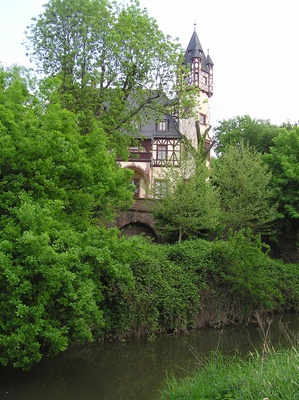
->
xmin=121 ymin=222 xmax=157 ymax=240
xmin=115 ymin=199 xmax=158 ymax=240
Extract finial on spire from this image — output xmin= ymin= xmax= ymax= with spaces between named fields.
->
xmin=194 ymin=22 xmax=196 ymax=32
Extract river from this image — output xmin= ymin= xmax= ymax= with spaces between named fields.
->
xmin=1 ymin=314 xmax=299 ymax=400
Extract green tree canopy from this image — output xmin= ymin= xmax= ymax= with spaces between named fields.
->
xmin=0 ymin=65 xmax=134 ymax=369
xmin=152 ymin=159 xmax=221 ymax=243
xmin=0 ymin=67 xmax=133 ymax=224
xmin=211 ymin=141 xmax=277 ymax=235
xmin=25 ymin=0 xmax=189 ymax=143
xmin=213 ymin=115 xmax=279 ymax=156
xmin=263 ymin=127 xmax=299 ymax=233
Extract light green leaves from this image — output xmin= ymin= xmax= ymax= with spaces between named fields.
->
xmin=211 ymin=141 xmax=277 ymax=235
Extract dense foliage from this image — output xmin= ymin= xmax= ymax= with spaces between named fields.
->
xmin=98 ymin=231 xmax=299 ymax=346
xmin=211 ymin=142 xmax=277 ymax=235
xmin=0 ymin=66 xmax=133 ymax=368
xmin=25 ymin=0 xmax=191 ymax=145
xmin=105 ymin=231 xmax=299 ymax=340
xmin=263 ymin=127 xmax=299 ymax=234
xmin=213 ymin=117 xmax=299 ymax=257
xmin=213 ymin=115 xmax=279 ymax=155
xmin=152 ymin=162 xmax=221 ymax=243
xmin=1 ymin=0 xmax=299 ymax=372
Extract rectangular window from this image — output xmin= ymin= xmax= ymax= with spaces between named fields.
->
xmin=199 ymin=113 xmax=207 ymax=125
xmin=132 ymin=178 xmax=140 ymax=198
xmin=157 ymin=144 xmax=167 ymax=161
xmin=155 ymin=180 xmax=167 ymax=199
xmin=157 ymin=120 xmax=169 ymax=132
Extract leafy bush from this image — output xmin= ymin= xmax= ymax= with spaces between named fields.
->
xmin=207 ymin=230 xmax=283 ymax=314
xmin=103 ymin=237 xmax=203 ymax=337
xmin=103 ymin=233 xmax=299 ymax=340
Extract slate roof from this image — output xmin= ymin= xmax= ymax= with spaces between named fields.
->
xmin=140 ymin=113 xmax=179 ymax=140
xmin=184 ymin=29 xmax=212 ymax=73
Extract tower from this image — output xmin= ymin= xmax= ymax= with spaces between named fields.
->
xmin=181 ymin=24 xmax=214 ymax=153
xmin=184 ymin=24 xmax=214 ymax=97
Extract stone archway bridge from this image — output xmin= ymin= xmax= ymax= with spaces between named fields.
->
xmin=114 ymin=198 xmax=158 ymax=239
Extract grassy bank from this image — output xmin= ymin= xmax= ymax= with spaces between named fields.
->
xmin=160 ymin=347 xmax=299 ymax=399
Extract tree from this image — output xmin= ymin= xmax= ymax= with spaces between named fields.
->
xmin=0 ymin=66 xmax=134 ymax=369
xmin=0 ymin=67 xmax=133 ymax=224
xmin=152 ymin=157 xmax=220 ymax=243
xmin=263 ymin=127 xmax=299 ymax=234
xmin=211 ymin=141 xmax=277 ymax=235
xmin=25 ymin=0 xmax=189 ymax=144
xmin=213 ymin=115 xmax=279 ymax=156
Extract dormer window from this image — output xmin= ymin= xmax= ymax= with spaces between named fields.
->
xmin=157 ymin=120 xmax=169 ymax=132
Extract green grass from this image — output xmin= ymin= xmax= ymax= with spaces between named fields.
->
xmin=160 ymin=348 xmax=299 ymax=399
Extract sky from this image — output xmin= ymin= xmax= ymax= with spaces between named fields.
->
xmin=1 ymin=0 xmax=299 ymax=127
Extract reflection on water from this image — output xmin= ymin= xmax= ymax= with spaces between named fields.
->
xmin=1 ymin=314 xmax=299 ymax=400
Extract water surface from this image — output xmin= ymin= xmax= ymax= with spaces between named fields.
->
xmin=1 ymin=314 xmax=298 ymax=400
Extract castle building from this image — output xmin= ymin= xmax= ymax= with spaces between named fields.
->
xmin=119 ymin=25 xmax=213 ymax=200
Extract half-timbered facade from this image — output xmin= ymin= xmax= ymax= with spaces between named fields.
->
xmin=119 ymin=26 xmax=213 ymax=199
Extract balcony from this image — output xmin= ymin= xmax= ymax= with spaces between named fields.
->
xmin=127 ymin=151 xmax=152 ymax=162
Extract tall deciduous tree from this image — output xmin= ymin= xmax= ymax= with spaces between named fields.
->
xmin=211 ymin=142 xmax=277 ymax=235
xmin=213 ymin=115 xmax=279 ymax=156
xmin=0 ymin=68 xmax=133 ymax=225
xmin=263 ymin=127 xmax=299 ymax=234
xmin=0 ymin=66 xmax=134 ymax=369
xmin=25 ymin=0 xmax=189 ymax=144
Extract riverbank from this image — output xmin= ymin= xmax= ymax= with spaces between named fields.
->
xmin=160 ymin=346 xmax=299 ymax=399
xmin=160 ymin=316 xmax=299 ymax=399
xmin=2 ymin=315 xmax=299 ymax=400
xmin=2 ymin=229 xmax=299 ymax=370
xmin=104 ymin=231 xmax=299 ymax=341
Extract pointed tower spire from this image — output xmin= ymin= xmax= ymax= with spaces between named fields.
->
xmin=184 ymin=26 xmax=213 ymax=97
xmin=184 ymin=29 xmax=204 ymax=64
xmin=206 ymin=49 xmax=214 ymax=67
